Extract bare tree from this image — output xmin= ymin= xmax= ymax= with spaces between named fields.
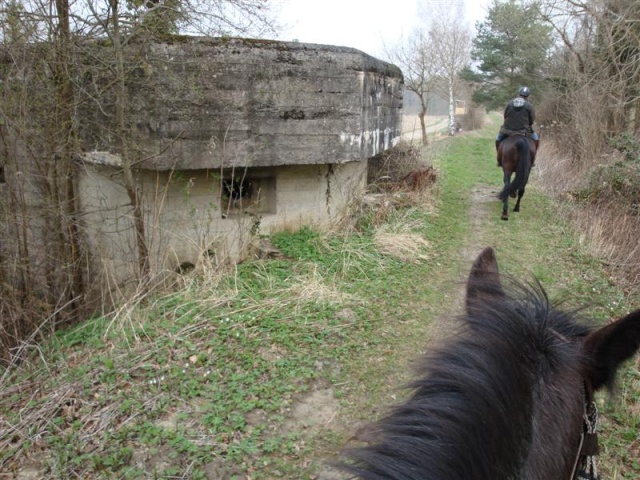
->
xmin=385 ymin=30 xmax=440 ymax=145
xmin=0 ymin=0 xmax=281 ymax=361
xmin=426 ymin=3 xmax=472 ymax=136
xmin=536 ymin=0 xmax=640 ymax=154
xmin=386 ymin=1 xmax=472 ymax=143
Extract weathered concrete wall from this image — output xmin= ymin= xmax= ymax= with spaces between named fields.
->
xmin=80 ymin=37 xmax=404 ymax=171
xmin=2 ymin=36 xmax=403 ymax=306
xmin=78 ymin=161 xmax=367 ymax=286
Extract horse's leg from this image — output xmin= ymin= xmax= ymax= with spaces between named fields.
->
xmin=502 ymin=196 xmax=509 ymax=220
xmin=513 ymin=187 xmax=525 ymax=212
xmin=501 ymin=171 xmax=510 ymax=220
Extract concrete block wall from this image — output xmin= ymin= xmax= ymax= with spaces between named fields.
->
xmin=78 ymin=159 xmax=367 ymax=286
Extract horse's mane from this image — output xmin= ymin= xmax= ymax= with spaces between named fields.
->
xmin=343 ymin=281 xmax=592 ymax=480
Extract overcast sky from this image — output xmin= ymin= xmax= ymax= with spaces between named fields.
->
xmin=274 ymin=0 xmax=492 ymax=58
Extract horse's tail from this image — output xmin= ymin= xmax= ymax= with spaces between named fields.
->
xmin=499 ymin=137 xmax=531 ymax=201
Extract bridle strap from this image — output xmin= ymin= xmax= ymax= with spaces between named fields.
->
xmin=570 ymin=429 xmax=586 ymax=480
xmin=570 ymin=380 xmax=600 ymax=480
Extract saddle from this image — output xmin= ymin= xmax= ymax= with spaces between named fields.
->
xmin=497 ymin=130 xmax=539 ymax=168
xmin=499 ymin=128 xmax=534 ymax=138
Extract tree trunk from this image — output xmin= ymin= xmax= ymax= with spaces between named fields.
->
xmin=448 ymin=78 xmax=455 ymax=136
xmin=419 ymin=95 xmax=430 ymax=146
xmin=109 ymin=0 xmax=150 ymax=280
xmin=52 ymin=0 xmax=84 ymax=315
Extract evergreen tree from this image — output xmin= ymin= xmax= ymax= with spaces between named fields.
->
xmin=463 ymin=0 xmax=553 ymax=110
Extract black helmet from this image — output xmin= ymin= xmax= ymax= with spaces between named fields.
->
xmin=518 ymin=86 xmax=531 ymax=97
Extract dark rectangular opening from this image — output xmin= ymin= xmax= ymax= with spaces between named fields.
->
xmin=221 ymin=174 xmax=276 ymax=218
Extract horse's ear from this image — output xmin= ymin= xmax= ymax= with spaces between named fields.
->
xmin=466 ymin=247 xmax=505 ymax=312
xmin=584 ymin=309 xmax=640 ymax=391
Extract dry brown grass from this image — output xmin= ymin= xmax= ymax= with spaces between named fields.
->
xmin=333 ymin=141 xmax=439 ymax=234
xmin=460 ymin=105 xmax=487 ymax=131
xmin=367 ymin=141 xmax=428 ymax=188
xmin=373 ymin=230 xmax=432 ymax=264
xmin=401 ymin=115 xmax=449 ymax=143
xmin=568 ymin=202 xmax=640 ymax=290
xmin=281 ymin=269 xmax=359 ymax=308
xmin=538 ymin=140 xmax=640 ymax=294
xmin=534 ymin=142 xmax=589 ymax=196
xmin=0 ymin=284 xmax=71 ymax=369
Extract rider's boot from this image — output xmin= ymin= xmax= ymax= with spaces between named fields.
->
xmin=532 ymin=139 xmax=539 ymax=167
xmin=496 ymin=140 xmax=502 ymax=167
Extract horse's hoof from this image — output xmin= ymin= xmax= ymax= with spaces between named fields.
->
xmin=513 ymin=207 xmax=520 ymax=213
xmin=501 ymin=214 xmax=509 ymax=221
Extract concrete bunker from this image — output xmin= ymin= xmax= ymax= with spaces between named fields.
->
xmin=4 ymin=36 xmax=404 ymax=294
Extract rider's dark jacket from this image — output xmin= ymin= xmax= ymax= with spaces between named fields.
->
xmin=499 ymin=97 xmax=535 ymax=135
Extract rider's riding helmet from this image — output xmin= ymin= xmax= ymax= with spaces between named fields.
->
xmin=518 ymin=86 xmax=531 ymax=97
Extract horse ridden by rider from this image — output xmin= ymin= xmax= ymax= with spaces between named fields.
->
xmin=496 ymin=86 xmax=540 ymax=167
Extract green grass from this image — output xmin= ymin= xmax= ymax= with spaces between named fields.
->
xmin=432 ymin=120 xmax=640 ymax=479
xmin=1 ymin=117 xmax=638 ymax=479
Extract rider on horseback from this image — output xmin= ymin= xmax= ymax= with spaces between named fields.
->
xmin=496 ymin=86 xmax=539 ymax=167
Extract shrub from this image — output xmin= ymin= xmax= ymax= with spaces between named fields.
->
xmin=367 ymin=142 xmax=427 ymax=192
xmin=607 ymin=132 xmax=640 ymax=161
xmin=579 ymin=160 xmax=640 ymax=207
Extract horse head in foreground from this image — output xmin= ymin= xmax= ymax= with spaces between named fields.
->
xmin=342 ymin=247 xmax=640 ymax=480
xmin=498 ymin=136 xmax=536 ymax=220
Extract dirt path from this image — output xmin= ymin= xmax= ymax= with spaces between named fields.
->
xmin=463 ymin=184 xmax=498 ymax=262
xmin=312 ymin=181 xmax=499 ymax=479
xmin=420 ymin=183 xmax=497 ymax=347
xmin=401 ymin=115 xmax=450 ymax=143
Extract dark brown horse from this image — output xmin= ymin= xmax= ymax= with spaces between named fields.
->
xmin=498 ymin=135 xmax=537 ymax=220
xmin=342 ymin=247 xmax=640 ymax=480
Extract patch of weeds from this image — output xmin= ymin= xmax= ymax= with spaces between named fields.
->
xmin=54 ymin=316 xmax=110 ymax=349
xmin=91 ymin=444 xmax=134 ymax=473
xmin=577 ymin=160 xmax=640 ymax=206
xmin=270 ymin=226 xmax=324 ymax=261
xmin=46 ymin=432 xmax=94 ymax=477
xmin=608 ymin=132 xmax=640 ymax=161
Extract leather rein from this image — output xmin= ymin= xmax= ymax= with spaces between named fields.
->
xmin=570 ymin=380 xmax=600 ymax=480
